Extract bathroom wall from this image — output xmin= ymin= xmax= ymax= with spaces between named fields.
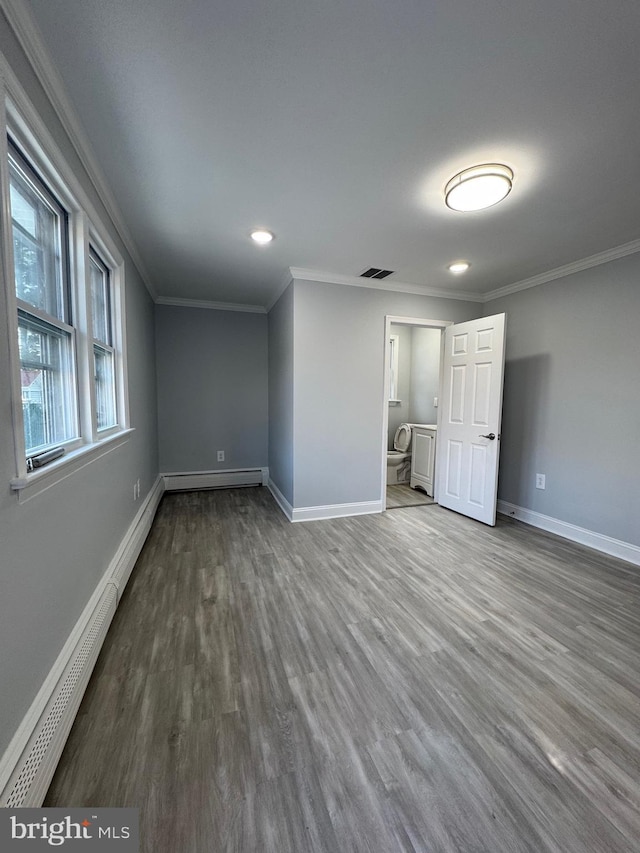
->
xmin=388 ymin=325 xmax=441 ymax=449
xmin=387 ymin=323 xmax=413 ymax=449
xmin=409 ymin=327 xmax=441 ymax=425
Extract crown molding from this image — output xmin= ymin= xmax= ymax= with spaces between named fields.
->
xmin=0 ymin=0 xmax=157 ymax=299
xmin=483 ymin=237 xmax=640 ymax=302
xmin=155 ymin=296 xmax=266 ymax=314
xmin=265 ymin=269 xmax=295 ymax=313
xmin=289 ymin=267 xmax=484 ymax=303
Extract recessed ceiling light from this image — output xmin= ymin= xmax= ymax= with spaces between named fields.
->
xmin=250 ymin=229 xmax=274 ymax=245
xmin=448 ymin=261 xmax=470 ymax=274
xmin=445 ymin=164 xmax=513 ymax=212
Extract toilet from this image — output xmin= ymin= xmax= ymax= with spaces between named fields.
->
xmin=387 ymin=423 xmax=413 ymax=484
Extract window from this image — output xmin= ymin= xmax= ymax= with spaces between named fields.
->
xmin=9 ymin=142 xmax=78 ymax=456
xmin=389 ymin=334 xmax=400 ymax=402
xmin=90 ymin=249 xmax=117 ymax=431
xmin=2 ymin=97 xmax=129 ymax=497
xmin=18 ymin=314 xmax=76 ymax=454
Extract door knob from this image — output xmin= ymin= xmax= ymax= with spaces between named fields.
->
xmin=479 ymin=432 xmax=496 ymax=440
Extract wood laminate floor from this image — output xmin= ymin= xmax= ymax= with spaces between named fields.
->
xmin=46 ymin=488 xmax=640 ymax=853
xmin=386 ymin=484 xmax=435 ymax=509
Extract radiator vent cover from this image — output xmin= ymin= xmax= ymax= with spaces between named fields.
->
xmin=1 ymin=585 xmax=117 ymax=808
xmin=360 ymin=268 xmax=394 ymax=280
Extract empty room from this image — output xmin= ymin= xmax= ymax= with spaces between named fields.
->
xmin=0 ymin=1 xmax=639 ymax=851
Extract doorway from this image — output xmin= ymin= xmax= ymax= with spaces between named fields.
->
xmin=382 ymin=313 xmax=507 ymax=525
xmin=381 ymin=316 xmax=451 ymax=511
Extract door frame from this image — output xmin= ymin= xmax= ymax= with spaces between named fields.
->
xmin=381 ymin=315 xmax=452 ymax=510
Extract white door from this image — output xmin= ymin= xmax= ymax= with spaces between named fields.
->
xmin=436 ymin=313 xmax=506 ymax=525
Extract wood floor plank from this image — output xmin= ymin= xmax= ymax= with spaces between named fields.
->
xmin=386 ymin=484 xmax=435 ymax=509
xmin=45 ymin=488 xmax=640 ymax=852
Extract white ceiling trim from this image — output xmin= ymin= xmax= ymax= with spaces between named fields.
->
xmin=484 ymin=237 xmax=640 ymax=302
xmin=156 ymin=296 xmax=266 ymax=314
xmin=289 ymin=268 xmax=484 ymax=303
xmin=265 ymin=269 xmax=295 ymax=313
xmin=0 ymin=0 xmax=157 ymax=299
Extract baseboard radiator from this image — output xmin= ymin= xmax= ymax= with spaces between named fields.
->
xmin=0 ymin=476 xmax=165 ymax=809
xmin=163 ymin=467 xmax=268 ymax=492
xmin=0 ymin=583 xmax=117 ymax=808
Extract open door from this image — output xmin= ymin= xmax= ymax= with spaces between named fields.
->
xmin=436 ymin=313 xmax=506 ymax=525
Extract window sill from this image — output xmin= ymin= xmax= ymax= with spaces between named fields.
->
xmin=11 ymin=428 xmax=134 ymax=503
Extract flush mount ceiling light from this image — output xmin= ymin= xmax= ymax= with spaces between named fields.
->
xmin=447 ymin=261 xmax=470 ymax=274
xmin=445 ymin=164 xmax=513 ymax=212
xmin=250 ymin=228 xmax=274 ymax=245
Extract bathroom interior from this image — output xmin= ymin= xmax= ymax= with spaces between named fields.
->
xmin=386 ymin=323 xmax=441 ymax=509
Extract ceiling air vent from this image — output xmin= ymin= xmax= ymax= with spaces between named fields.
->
xmin=360 ymin=268 xmax=394 ymax=280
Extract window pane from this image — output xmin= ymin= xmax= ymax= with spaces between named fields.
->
xmin=389 ymin=337 xmax=397 ymax=400
xmin=19 ymin=316 xmax=77 ymax=454
xmin=8 ymin=150 xmax=68 ymax=322
xmin=9 ymin=181 xmax=37 ymax=236
xmin=90 ymin=252 xmax=111 ymax=345
xmin=11 ymin=195 xmax=53 ymax=314
xmin=94 ymin=345 xmax=116 ymax=430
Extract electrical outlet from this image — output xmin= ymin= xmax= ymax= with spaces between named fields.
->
xmin=535 ymin=473 xmax=546 ymax=490
xmin=217 ymin=450 xmax=225 ymax=462
xmin=433 ymin=396 xmax=439 ymax=407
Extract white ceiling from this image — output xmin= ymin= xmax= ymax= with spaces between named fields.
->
xmin=23 ymin=0 xmax=640 ymax=307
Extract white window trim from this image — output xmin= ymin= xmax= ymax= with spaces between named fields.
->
xmin=10 ymin=429 xmax=134 ymax=502
xmin=88 ymin=225 xmax=129 ymax=439
xmin=0 ymin=67 xmax=131 ymax=502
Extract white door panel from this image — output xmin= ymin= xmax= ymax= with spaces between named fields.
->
xmin=437 ymin=313 xmax=506 ymax=525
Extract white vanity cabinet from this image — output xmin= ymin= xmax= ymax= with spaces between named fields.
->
xmin=410 ymin=424 xmax=437 ymax=497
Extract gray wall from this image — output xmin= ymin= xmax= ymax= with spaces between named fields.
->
xmin=486 ymin=253 xmax=640 ymax=546
xmin=409 ymin=327 xmax=441 ymax=425
xmin=156 ymin=305 xmax=268 ymax=473
xmin=387 ymin=323 xmax=413 ymax=449
xmin=0 ymin=18 xmax=158 ymax=757
xmin=268 ymin=283 xmax=295 ymax=503
xmin=292 ymin=278 xmax=479 ymax=508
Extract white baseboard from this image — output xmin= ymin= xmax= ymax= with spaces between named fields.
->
xmin=0 ymin=475 xmax=165 ymax=808
xmin=267 ymin=478 xmax=293 ymax=521
xmin=267 ymin=480 xmax=383 ymax=523
xmin=163 ymin=467 xmax=268 ymax=492
xmin=497 ymin=500 xmax=640 ymax=567
xmin=111 ymin=475 xmax=164 ymax=594
xmin=291 ymin=499 xmax=383 ymax=523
